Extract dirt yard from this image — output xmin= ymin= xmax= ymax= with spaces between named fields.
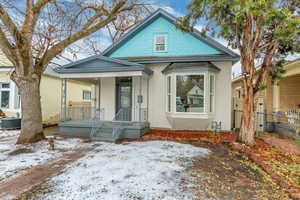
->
xmin=186 ymin=142 xmax=291 ymax=200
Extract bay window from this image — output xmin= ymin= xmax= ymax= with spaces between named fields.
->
xmin=166 ymin=72 xmax=216 ymax=116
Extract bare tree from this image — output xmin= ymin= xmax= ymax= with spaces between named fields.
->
xmin=0 ymin=0 xmax=145 ymax=144
xmin=80 ymin=4 xmax=153 ymax=55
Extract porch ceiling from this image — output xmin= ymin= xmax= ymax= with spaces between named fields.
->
xmin=54 ymin=55 xmax=153 ymax=78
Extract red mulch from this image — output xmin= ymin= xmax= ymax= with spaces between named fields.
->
xmin=262 ymin=137 xmax=300 ymax=156
xmin=144 ymin=129 xmax=238 ymax=144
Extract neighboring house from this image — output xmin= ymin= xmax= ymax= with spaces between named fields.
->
xmin=0 ymin=50 xmax=92 ymax=125
xmin=55 ymin=8 xmax=239 ymax=140
xmin=232 ymin=58 xmax=300 ymax=137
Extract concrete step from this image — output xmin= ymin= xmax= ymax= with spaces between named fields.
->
xmin=90 ymin=127 xmax=124 ymax=142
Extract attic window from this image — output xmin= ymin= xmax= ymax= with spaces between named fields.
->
xmin=154 ymin=34 xmax=167 ymax=52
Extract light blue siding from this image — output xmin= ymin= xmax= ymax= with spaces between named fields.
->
xmin=110 ymin=17 xmax=221 ymax=58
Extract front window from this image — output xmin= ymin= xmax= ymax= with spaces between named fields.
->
xmin=83 ymin=90 xmax=91 ymax=101
xmin=154 ymin=34 xmax=167 ymax=52
xmin=176 ymin=74 xmax=205 ymax=113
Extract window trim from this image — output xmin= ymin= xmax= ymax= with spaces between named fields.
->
xmin=209 ymin=74 xmax=215 ymax=113
xmin=166 ymin=75 xmax=172 ymax=113
xmin=154 ymin=34 xmax=168 ymax=52
xmin=174 ymin=72 xmax=207 ymax=115
xmin=82 ymin=90 xmax=92 ymax=101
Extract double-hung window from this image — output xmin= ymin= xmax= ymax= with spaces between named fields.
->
xmin=0 ymin=82 xmax=10 ymax=108
xmin=154 ymin=34 xmax=167 ymax=52
xmin=83 ymin=90 xmax=91 ymax=101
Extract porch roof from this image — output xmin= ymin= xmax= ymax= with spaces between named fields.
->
xmin=162 ymin=62 xmax=221 ymax=74
xmin=54 ymin=55 xmax=153 ymax=76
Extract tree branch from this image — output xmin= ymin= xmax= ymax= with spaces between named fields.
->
xmin=23 ymin=0 xmax=52 ymax=41
xmin=39 ymin=0 xmax=129 ymax=69
xmin=0 ymin=26 xmax=18 ymax=66
xmin=254 ymin=42 xmax=278 ymax=93
xmin=0 ymin=5 xmax=22 ymax=43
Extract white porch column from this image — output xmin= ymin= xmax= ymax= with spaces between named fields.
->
xmin=61 ymin=79 xmax=67 ymax=121
xmin=138 ymin=76 xmax=142 ymax=121
xmin=91 ymin=83 xmax=98 ymax=108
xmin=273 ymin=81 xmax=280 ymax=112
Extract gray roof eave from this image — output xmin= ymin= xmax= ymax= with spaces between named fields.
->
xmin=62 ymin=55 xmax=144 ymax=68
xmin=124 ymin=56 xmax=240 ymax=64
xmin=162 ymin=62 xmax=221 ymax=74
xmin=54 ymin=66 xmax=153 ymax=75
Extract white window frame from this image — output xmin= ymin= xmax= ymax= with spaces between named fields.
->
xmin=174 ymin=72 xmax=207 ymax=114
xmin=0 ymin=82 xmax=11 ymax=109
xmin=166 ymin=75 xmax=172 ymax=113
xmin=82 ymin=90 xmax=92 ymax=101
xmin=209 ymin=73 xmax=216 ymax=113
xmin=154 ymin=34 xmax=168 ymax=52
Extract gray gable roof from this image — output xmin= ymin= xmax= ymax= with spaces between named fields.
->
xmin=102 ymin=8 xmax=240 ymax=59
xmin=54 ymin=55 xmax=153 ymax=75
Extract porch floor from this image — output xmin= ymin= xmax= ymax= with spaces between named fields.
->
xmin=58 ymin=120 xmax=150 ymax=142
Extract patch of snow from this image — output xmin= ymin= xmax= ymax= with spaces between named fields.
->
xmin=37 ymin=141 xmax=210 ymax=200
xmin=0 ymin=130 xmax=85 ymax=181
xmin=0 ymin=130 xmax=20 ymax=138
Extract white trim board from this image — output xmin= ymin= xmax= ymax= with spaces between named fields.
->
xmin=58 ymin=71 xmax=146 ymax=79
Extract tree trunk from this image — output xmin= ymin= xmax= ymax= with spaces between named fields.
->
xmin=239 ymin=86 xmax=258 ymax=146
xmin=15 ymin=75 xmax=45 ymax=144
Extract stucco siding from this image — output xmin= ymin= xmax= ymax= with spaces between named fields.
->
xmin=213 ymin=62 xmax=232 ymax=130
xmin=147 ymin=63 xmax=172 ymax=129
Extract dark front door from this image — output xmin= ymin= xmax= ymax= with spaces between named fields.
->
xmin=116 ymin=77 xmax=132 ymax=121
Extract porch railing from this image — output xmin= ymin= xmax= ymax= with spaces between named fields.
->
xmin=61 ymin=106 xmax=105 ymax=121
xmin=113 ymin=108 xmax=148 ymax=122
xmin=113 ymin=108 xmax=131 ymax=121
xmin=274 ymin=110 xmax=300 ymax=126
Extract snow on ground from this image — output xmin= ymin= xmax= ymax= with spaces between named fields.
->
xmin=36 ymin=141 xmax=210 ymax=200
xmin=0 ymin=130 xmax=85 ymax=181
xmin=0 ymin=130 xmax=19 ymax=138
